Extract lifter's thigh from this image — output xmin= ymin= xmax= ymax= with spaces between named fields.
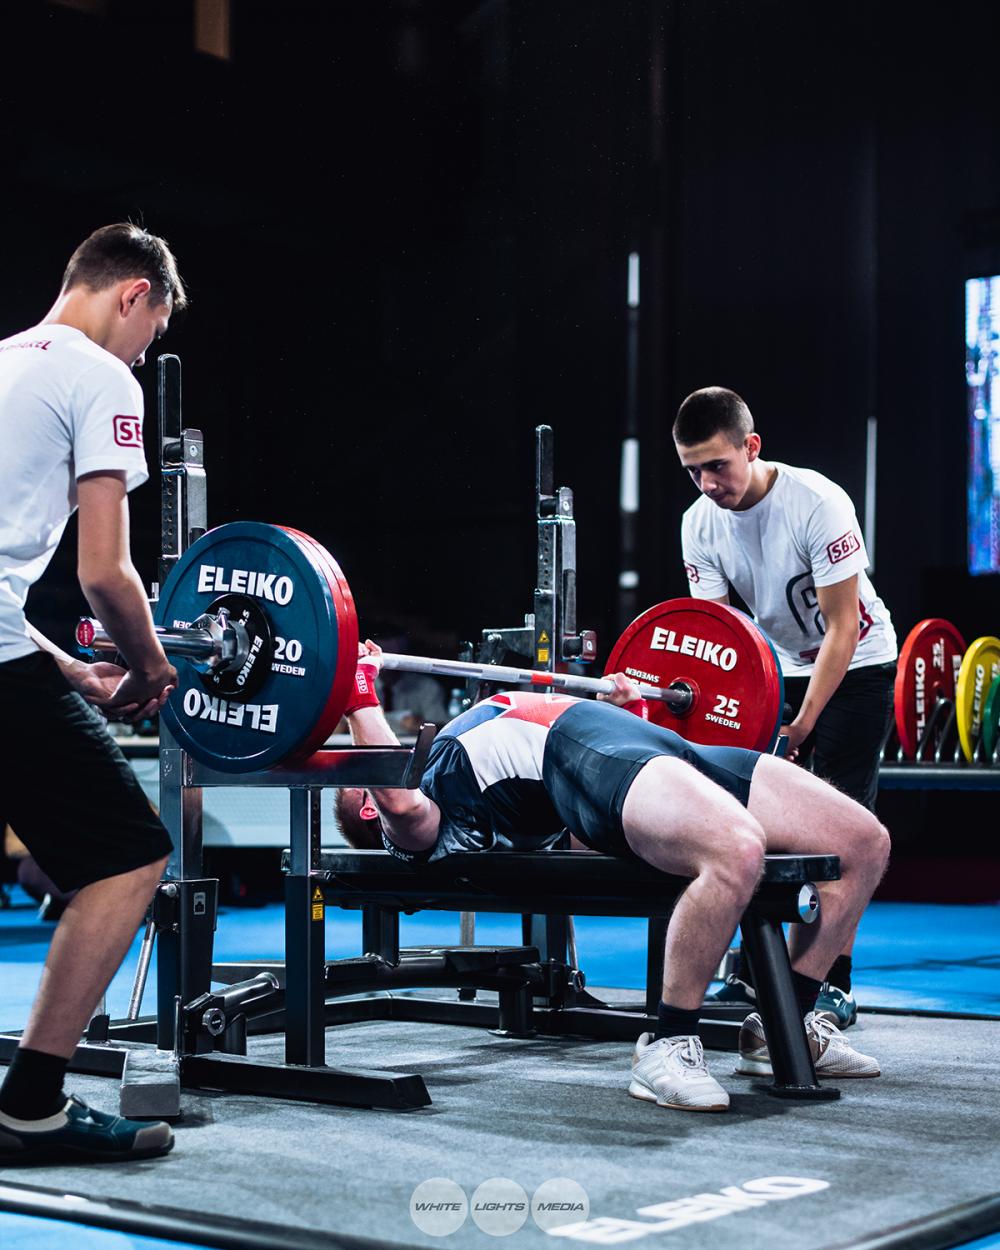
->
xmin=621 ymin=755 xmax=766 ymax=879
xmin=747 ymin=753 xmax=888 ymax=867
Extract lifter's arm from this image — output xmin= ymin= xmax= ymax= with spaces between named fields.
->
xmin=345 ymin=643 xmax=441 ymax=850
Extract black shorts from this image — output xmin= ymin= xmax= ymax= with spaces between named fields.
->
xmin=783 ymin=660 xmax=896 ymax=812
xmin=542 ymin=701 xmax=761 ymax=856
xmin=0 ymin=652 xmax=173 ymax=892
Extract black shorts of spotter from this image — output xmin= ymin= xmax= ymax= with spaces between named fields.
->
xmin=542 ymin=700 xmax=761 ymax=857
xmin=783 ymin=661 xmax=896 ymax=813
xmin=0 ymin=652 xmax=173 ymax=893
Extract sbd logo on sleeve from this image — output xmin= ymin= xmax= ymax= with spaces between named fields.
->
xmin=827 ymin=531 xmax=860 ymax=564
xmin=113 ymin=415 xmax=143 ymax=448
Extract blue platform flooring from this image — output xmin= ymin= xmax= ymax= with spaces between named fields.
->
xmin=4 ymin=1213 xmax=996 ymax=1250
xmin=2 ymin=888 xmax=998 ymax=1027
xmin=0 ymin=1211 xmax=201 ymax=1250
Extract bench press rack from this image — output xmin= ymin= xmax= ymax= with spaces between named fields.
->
xmin=1 ymin=357 xmax=840 ymax=1112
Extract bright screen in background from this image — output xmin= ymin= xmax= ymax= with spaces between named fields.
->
xmin=967 ymin=275 xmax=1000 ymax=575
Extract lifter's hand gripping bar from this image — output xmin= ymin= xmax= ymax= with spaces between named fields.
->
xmin=76 ymin=615 xmax=696 ymax=714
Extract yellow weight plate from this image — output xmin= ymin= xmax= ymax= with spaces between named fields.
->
xmin=955 ymin=635 xmax=1000 ymax=762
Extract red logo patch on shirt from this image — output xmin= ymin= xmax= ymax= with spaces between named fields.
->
xmin=827 ymin=531 xmax=861 ymax=564
xmin=684 ymin=561 xmax=701 ymax=584
xmin=113 ymin=415 xmax=143 ymax=448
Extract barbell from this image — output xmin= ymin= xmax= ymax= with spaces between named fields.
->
xmin=75 ymin=521 xmax=786 ymax=772
xmin=78 ymin=616 xmax=701 ymax=711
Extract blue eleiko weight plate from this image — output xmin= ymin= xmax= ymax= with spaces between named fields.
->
xmin=755 ymin=620 xmax=786 ymax=754
xmin=155 ymin=522 xmax=353 ymax=772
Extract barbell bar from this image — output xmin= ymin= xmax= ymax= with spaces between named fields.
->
xmin=76 ymin=614 xmax=699 ymax=713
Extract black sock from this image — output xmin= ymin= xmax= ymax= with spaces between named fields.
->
xmin=655 ymin=1001 xmax=701 ymax=1041
xmin=826 ymin=955 xmax=853 ymax=992
xmin=791 ymin=972 xmax=823 ymax=1019
xmin=0 ymin=1047 xmax=69 ymax=1121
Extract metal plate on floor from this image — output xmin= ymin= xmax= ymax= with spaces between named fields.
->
xmin=604 ymin=598 xmax=783 ymax=751
xmin=893 ymin=618 xmax=966 ymax=759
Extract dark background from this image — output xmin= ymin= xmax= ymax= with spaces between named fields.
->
xmin=2 ymin=1 xmax=998 ymax=886
xmin=4 ymin=0 xmax=998 ymax=652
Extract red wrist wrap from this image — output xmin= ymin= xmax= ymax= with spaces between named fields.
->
xmin=345 ymin=661 xmax=381 ymax=716
xmin=621 ymin=697 xmax=649 ymax=720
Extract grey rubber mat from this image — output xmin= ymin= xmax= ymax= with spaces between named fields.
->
xmin=1 ymin=1012 xmax=997 ymax=1249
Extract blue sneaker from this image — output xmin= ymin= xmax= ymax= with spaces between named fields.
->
xmin=706 ymin=974 xmax=756 ymax=1007
xmin=0 ymin=1094 xmax=174 ymax=1163
xmin=814 ymin=983 xmax=858 ymax=1029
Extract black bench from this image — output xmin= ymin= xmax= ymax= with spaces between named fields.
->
xmin=267 ymin=848 xmax=842 ymax=1102
xmin=13 ymin=846 xmax=840 ymax=1113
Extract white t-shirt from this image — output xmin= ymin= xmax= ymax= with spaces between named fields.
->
xmin=0 ymin=324 xmax=148 ymax=663
xmin=680 ymin=462 xmax=896 ymax=676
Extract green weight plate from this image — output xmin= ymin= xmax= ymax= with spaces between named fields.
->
xmin=982 ymin=671 xmax=1000 ymax=761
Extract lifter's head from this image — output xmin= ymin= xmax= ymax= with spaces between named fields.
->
xmin=673 ymin=387 xmax=767 ymax=511
xmin=334 ymin=788 xmax=386 ymax=850
xmin=52 ymin=223 xmax=187 ymax=368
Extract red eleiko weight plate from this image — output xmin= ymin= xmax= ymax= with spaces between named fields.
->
xmin=280 ymin=527 xmax=359 ymax=759
xmin=893 ymin=618 xmax=967 ymax=759
xmin=604 ymin=598 xmax=783 ymax=752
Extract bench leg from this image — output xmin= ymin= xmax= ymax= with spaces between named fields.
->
xmin=740 ymin=911 xmax=840 ymax=1101
xmin=362 ymin=904 xmax=400 ymax=965
xmin=495 ymin=982 xmax=535 ymax=1038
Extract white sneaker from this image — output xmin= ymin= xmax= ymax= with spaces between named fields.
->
xmin=629 ymin=1033 xmax=730 ymax=1112
xmin=736 ymin=1011 xmax=881 ymax=1079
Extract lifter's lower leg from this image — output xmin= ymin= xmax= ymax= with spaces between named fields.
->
xmin=622 ymin=756 xmax=767 ymax=1012
xmin=19 ymin=857 xmax=167 ymax=1058
xmin=656 ymin=862 xmax=763 ymax=1010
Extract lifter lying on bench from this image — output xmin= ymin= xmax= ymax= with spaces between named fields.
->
xmin=336 ymin=642 xmax=890 ymax=1114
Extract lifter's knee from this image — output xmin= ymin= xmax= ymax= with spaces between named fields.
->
xmin=826 ymin=804 xmax=890 ymax=887
xmin=852 ymin=812 xmax=891 ymax=880
xmin=700 ymin=819 xmax=766 ymax=906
